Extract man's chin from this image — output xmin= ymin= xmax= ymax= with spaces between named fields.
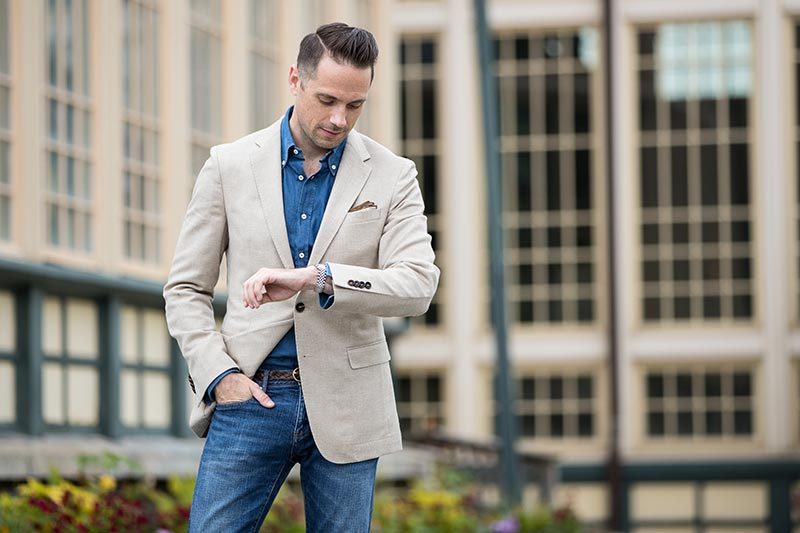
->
xmin=313 ymin=135 xmax=342 ymax=150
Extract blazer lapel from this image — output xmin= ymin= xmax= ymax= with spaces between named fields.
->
xmin=249 ymin=120 xmax=295 ymax=269
xmin=309 ymin=131 xmax=372 ymax=266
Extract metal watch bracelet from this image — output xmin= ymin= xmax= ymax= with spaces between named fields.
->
xmin=314 ymin=264 xmax=327 ymax=293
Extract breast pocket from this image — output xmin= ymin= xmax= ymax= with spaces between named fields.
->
xmin=344 ymin=206 xmax=382 ymax=224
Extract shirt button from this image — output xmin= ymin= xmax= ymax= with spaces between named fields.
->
xmin=331 ymin=164 xmax=337 ymax=170
xmin=295 ymin=302 xmax=305 ymax=312
xmin=301 ymin=213 xmax=308 ymax=220
xmin=281 ymin=160 xmax=286 ymax=167
xmin=293 ymin=149 xmax=299 ymax=155
xmin=298 ymin=175 xmax=304 ymax=181
xmin=298 ymin=252 xmax=305 ymax=259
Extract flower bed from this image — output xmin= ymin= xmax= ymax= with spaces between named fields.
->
xmin=0 ymin=456 xmax=583 ymax=533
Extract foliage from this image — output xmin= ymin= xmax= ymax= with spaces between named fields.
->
xmin=259 ymin=486 xmax=304 ymax=533
xmin=0 ymin=454 xmax=190 ymax=533
xmin=371 ymin=466 xmax=583 ymax=533
xmin=0 ymin=456 xmax=583 ymax=533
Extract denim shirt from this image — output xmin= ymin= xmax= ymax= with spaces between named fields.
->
xmin=206 ymin=107 xmax=345 ymax=401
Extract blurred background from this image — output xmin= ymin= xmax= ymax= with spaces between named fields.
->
xmin=0 ymin=0 xmax=798 ymax=531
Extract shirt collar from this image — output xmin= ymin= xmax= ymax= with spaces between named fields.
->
xmin=280 ymin=106 xmax=347 ymax=176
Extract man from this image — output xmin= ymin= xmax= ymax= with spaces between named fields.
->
xmin=163 ymin=22 xmax=439 ymax=532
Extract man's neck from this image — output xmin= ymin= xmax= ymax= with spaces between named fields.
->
xmin=288 ymin=113 xmax=326 ymax=162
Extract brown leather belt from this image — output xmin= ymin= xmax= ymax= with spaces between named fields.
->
xmin=253 ymin=367 xmax=301 ymax=384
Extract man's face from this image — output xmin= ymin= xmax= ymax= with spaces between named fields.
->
xmin=288 ymin=54 xmax=371 ymax=156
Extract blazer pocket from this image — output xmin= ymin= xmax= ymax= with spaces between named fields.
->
xmin=344 ymin=207 xmax=382 ymax=223
xmin=347 ymin=338 xmax=391 ymax=369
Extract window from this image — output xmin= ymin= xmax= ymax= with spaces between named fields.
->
xmin=399 ymin=36 xmax=442 ymax=327
xmin=637 ymin=22 xmax=753 ymax=322
xmin=122 ymin=0 xmax=161 ymax=263
xmin=512 ymin=370 xmax=596 ymax=439
xmin=630 ymin=481 xmax=768 ymax=531
xmin=645 ymin=365 xmax=754 ymax=438
xmin=42 ymin=296 xmax=99 ymax=429
xmin=0 ymin=291 xmax=15 ymax=427
xmin=249 ymin=0 xmax=278 ymax=131
xmin=190 ymin=0 xmax=222 ymax=180
xmin=395 ymin=371 xmax=445 ymax=434
xmin=45 ymin=0 xmax=92 ymax=251
xmin=495 ymin=29 xmax=599 ymax=324
xmin=795 ymin=23 xmax=800 ymax=325
xmin=120 ymin=306 xmax=171 ymax=431
xmin=0 ymin=0 xmax=10 ymax=241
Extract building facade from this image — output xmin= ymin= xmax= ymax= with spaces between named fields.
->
xmin=0 ymin=0 xmax=799 ymax=530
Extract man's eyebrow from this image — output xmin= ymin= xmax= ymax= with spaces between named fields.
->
xmin=316 ymin=92 xmax=367 ymax=105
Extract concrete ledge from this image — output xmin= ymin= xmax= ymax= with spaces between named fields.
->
xmin=0 ymin=435 xmax=437 ymax=482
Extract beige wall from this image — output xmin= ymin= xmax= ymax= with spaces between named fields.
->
xmin=0 ymin=0 xmax=797 ymax=472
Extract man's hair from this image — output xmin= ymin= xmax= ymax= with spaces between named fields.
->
xmin=297 ymin=22 xmax=379 ymax=81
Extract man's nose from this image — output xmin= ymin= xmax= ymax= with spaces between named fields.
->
xmin=330 ymin=109 xmax=347 ymax=129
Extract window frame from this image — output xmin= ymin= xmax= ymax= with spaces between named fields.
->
xmin=119 ymin=305 xmax=173 ymax=435
xmin=398 ymin=33 xmax=444 ymax=329
xmin=632 ymin=20 xmax=757 ymax=327
xmin=493 ymin=27 xmax=605 ymax=328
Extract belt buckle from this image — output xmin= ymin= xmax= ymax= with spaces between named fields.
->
xmin=292 ymin=367 xmax=301 ymax=383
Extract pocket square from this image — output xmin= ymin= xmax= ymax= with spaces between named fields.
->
xmin=348 ymin=201 xmax=378 ymax=213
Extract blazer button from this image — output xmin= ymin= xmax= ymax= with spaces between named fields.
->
xmin=295 ymin=302 xmax=305 ymax=312
xmin=365 ymin=282 xmax=372 ymax=289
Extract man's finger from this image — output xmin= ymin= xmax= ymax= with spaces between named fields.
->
xmin=245 ymin=278 xmax=258 ymax=308
xmin=242 ymin=279 xmax=252 ymax=307
xmin=253 ymin=284 xmax=264 ymax=308
xmin=249 ymin=381 xmax=275 ymax=408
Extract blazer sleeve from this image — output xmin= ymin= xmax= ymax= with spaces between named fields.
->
xmin=163 ymin=146 xmax=238 ymax=404
xmin=326 ymin=160 xmax=440 ymax=317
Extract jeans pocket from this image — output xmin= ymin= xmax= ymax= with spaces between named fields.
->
xmin=215 ymin=397 xmax=254 ymax=410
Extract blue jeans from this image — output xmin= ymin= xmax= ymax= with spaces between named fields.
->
xmin=189 ymin=374 xmax=379 ymax=532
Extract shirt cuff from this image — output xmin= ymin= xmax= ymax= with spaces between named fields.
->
xmin=205 ymin=367 xmax=240 ymax=403
xmin=319 ymin=262 xmax=334 ymax=309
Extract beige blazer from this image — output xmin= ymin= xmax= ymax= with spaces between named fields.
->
xmin=163 ymin=118 xmax=439 ymax=463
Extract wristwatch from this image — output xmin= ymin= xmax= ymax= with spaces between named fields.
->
xmin=314 ymin=264 xmax=327 ymax=293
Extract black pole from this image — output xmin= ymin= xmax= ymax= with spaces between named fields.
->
xmin=602 ymin=0 xmax=624 ymax=530
xmin=473 ymin=0 xmax=522 ymax=507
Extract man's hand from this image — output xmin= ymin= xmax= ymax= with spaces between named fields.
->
xmin=215 ymin=373 xmax=274 ymax=408
xmin=242 ymin=266 xmax=316 ymax=309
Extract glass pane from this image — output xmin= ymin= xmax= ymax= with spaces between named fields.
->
xmin=43 ymin=363 xmax=64 ymax=424
xmin=0 ymin=291 xmax=13 ymax=350
xmin=65 ymin=298 xmax=98 ymax=359
xmin=0 ymin=0 xmax=8 ymax=75
xmin=67 ymin=365 xmax=98 ymax=426
xmin=0 ymin=360 xmax=14 ymax=423
xmin=42 ymin=297 xmax=63 ymax=354
xmin=143 ymin=308 xmax=169 ymax=366
xmin=143 ymin=372 xmax=170 ymax=428
xmin=121 ymin=370 xmax=138 ymax=427
xmin=120 ymin=306 xmax=139 ymax=363
xmin=0 ymin=86 xmax=8 ymax=129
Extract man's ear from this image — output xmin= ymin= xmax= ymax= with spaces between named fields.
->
xmin=288 ymin=65 xmax=301 ymax=96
